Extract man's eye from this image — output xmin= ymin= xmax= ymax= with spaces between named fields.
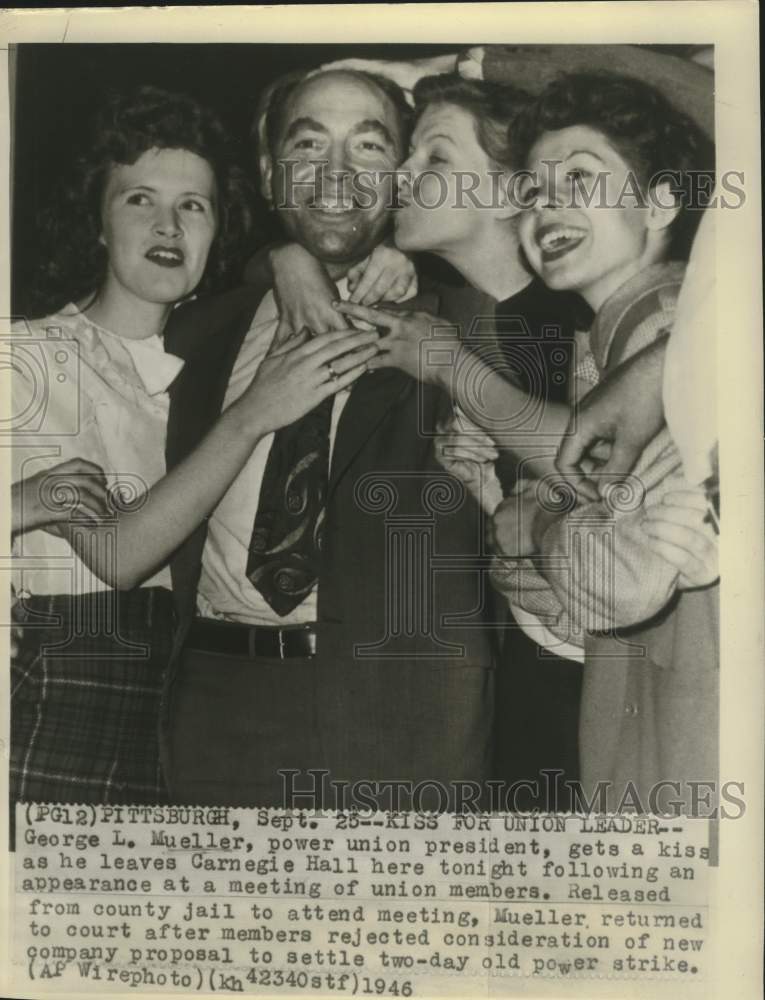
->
xmin=126 ymin=193 xmax=151 ymax=206
xmin=294 ymin=138 xmax=321 ymax=151
xmin=428 ymin=153 xmax=447 ymax=166
xmin=359 ymin=140 xmax=385 ymax=152
xmin=567 ymin=168 xmax=593 ymax=182
xmin=521 ymin=184 xmax=541 ymax=205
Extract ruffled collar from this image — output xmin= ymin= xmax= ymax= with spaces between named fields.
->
xmin=58 ymin=303 xmax=184 ymax=396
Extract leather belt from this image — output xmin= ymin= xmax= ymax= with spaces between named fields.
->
xmin=186 ymin=618 xmax=317 ymax=660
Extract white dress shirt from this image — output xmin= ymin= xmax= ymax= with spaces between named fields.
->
xmin=197 ymin=282 xmax=355 ymax=625
xmin=10 ymin=304 xmax=184 ymax=596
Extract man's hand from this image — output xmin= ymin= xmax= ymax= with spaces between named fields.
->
xmin=556 ymin=336 xmax=669 ymax=497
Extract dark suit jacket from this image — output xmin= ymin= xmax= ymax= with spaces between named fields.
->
xmin=161 ymin=277 xmax=496 ymax=796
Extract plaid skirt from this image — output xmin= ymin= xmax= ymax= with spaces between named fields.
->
xmin=11 ymin=588 xmax=173 ymax=809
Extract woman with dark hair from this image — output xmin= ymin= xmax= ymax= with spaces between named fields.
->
xmin=488 ymin=71 xmax=717 ymax=811
xmin=10 ymin=86 xmax=379 ymax=811
xmin=31 ymin=85 xmax=251 ymax=318
xmin=294 ymin=70 xmax=713 ymax=808
xmin=330 ymin=74 xmax=589 ymax=808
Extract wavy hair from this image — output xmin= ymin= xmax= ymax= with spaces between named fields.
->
xmin=512 ymin=71 xmax=715 ymax=259
xmin=412 ymin=73 xmax=531 ymax=171
xmin=32 ymin=85 xmax=252 ymax=316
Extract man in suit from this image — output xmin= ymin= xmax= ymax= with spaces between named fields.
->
xmin=160 ymin=68 xmax=495 ymax=809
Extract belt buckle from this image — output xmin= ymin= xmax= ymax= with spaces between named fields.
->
xmin=306 ymin=628 xmax=317 ymax=658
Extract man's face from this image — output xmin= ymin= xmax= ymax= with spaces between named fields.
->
xmin=269 ymin=71 xmax=403 ymax=268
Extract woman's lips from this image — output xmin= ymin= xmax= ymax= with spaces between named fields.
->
xmin=536 ymin=223 xmax=587 ymax=262
xmin=145 ymin=246 xmax=185 ymax=267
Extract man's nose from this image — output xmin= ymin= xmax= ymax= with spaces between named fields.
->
xmin=153 ymin=206 xmax=182 ymax=238
xmin=321 ymin=143 xmax=352 ymax=187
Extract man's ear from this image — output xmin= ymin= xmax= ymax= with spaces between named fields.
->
xmin=260 ymin=152 xmax=274 ymax=206
xmin=646 ymin=180 xmax=682 ymax=232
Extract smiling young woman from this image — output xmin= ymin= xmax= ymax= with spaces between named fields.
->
xmin=10 ymin=86 xmax=378 ymax=825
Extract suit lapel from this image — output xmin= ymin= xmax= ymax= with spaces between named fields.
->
xmin=328 ymin=288 xmax=441 ymax=497
xmin=329 ymin=366 xmax=414 ymax=496
xmin=165 ymin=282 xmax=270 ymax=467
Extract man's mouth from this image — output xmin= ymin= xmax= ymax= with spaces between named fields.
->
xmin=536 ymin=223 xmax=587 ymax=262
xmin=310 ymin=197 xmax=358 ymax=215
xmin=145 ymin=246 xmax=185 ymax=267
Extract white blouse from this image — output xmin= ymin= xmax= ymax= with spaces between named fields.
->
xmin=11 ymin=304 xmax=184 ymax=596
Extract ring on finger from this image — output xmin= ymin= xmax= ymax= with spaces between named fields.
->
xmin=326 ymin=362 xmax=339 ymax=382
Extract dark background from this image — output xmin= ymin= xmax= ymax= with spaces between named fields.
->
xmin=11 ymin=42 xmax=705 ymax=314
xmin=11 ymin=43 xmax=466 ymax=314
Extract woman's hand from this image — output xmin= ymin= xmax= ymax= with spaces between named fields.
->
xmin=12 ymin=458 xmax=110 ymax=536
xmin=489 ymin=481 xmax=540 ymax=558
xmin=347 ymin=244 xmax=417 ymax=305
xmin=333 ymin=301 xmax=453 ymax=385
xmin=270 ymin=243 xmax=343 ymax=347
xmin=269 ymin=243 xmax=417 ymax=350
xmin=556 ymin=335 xmax=668 ymax=497
xmin=237 ymin=327 xmax=380 ymax=435
xmin=434 ymin=411 xmax=502 ymax=513
xmin=641 ymin=487 xmax=719 ymax=589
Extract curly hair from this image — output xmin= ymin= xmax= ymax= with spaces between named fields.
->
xmin=511 ymin=71 xmax=716 ymax=259
xmin=33 ymin=85 xmax=252 ymax=316
xmin=412 ymin=73 xmax=531 ymax=171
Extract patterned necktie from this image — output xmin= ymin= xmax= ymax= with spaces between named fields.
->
xmin=246 ymin=396 xmax=333 ymax=616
